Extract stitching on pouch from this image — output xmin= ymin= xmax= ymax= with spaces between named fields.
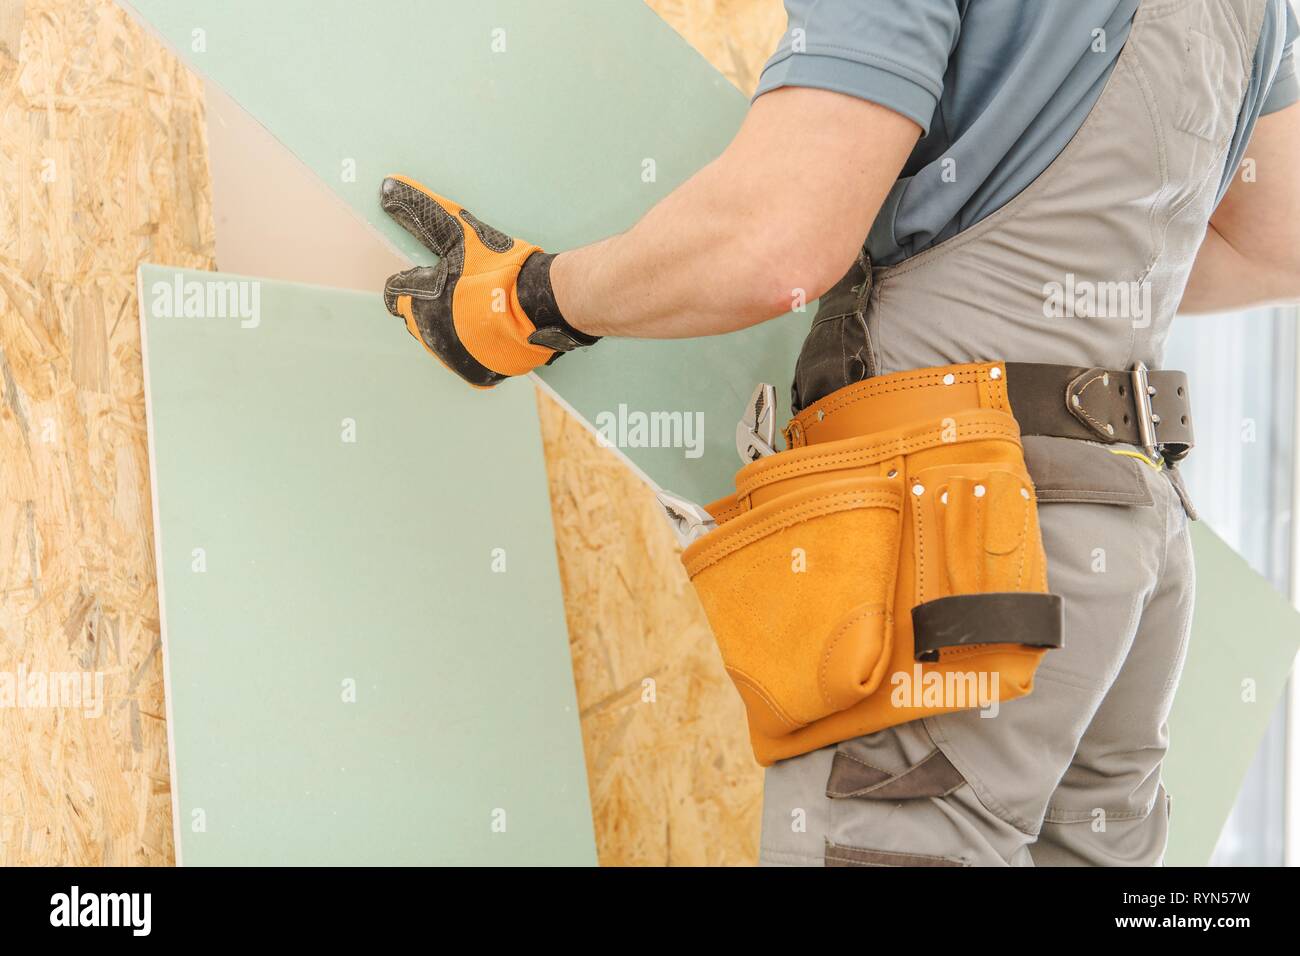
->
xmin=712 ymin=501 xmax=747 ymax=524
xmin=820 ymin=606 xmax=887 ymax=708
xmin=798 ymin=367 xmax=988 ymax=422
xmin=993 ymin=375 xmax=1009 ymax=411
xmin=738 ymin=423 xmax=1017 ymax=497
xmin=736 ymin=422 xmax=1019 ymax=498
xmin=686 ymin=490 xmax=900 ymax=573
xmin=726 ymin=665 xmax=803 ymax=730
xmin=913 ymin=493 xmax=926 ymax=605
xmin=1015 ymin=496 xmax=1029 ymax=589
xmin=689 ymin=490 xmax=899 ymax=570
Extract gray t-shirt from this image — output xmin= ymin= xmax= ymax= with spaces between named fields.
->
xmin=755 ymin=0 xmax=1300 ymax=266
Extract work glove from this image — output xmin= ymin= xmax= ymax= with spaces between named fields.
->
xmin=380 ymin=175 xmax=600 ymax=388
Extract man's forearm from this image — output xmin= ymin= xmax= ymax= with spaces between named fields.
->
xmin=377 ymin=89 xmax=918 ymax=385
xmin=550 ymin=160 xmax=800 ymax=339
xmin=549 ymin=89 xmax=920 ymax=339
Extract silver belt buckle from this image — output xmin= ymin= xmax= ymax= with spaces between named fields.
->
xmin=1130 ymin=361 xmax=1162 ymax=464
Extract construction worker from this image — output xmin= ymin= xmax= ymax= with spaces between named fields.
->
xmin=381 ymin=0 xmax=1300 ymax=866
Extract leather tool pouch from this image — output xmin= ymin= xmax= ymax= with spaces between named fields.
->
xmin=682 ymin=363 xmax=1064 ymax=765
xmin=685 ymin=477 xmax=904 ymax=739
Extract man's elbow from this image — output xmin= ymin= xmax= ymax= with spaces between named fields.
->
xmin=740 ymin=239 xmax=861 ymax=323
xmin=1264 ymin=262 xmax=1300 ymax=302
xmin=1268 ymin=237 xmax=1300 ymax=297
xmin=1246 ymin=244 xmax=1300 ymax=303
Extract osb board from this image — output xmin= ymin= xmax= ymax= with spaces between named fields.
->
xmin=0 ymin=0 xmax=213 ymax=865
xmin=646 ymin=0 xmax=787 ymax=95
xmin=538 ymin=391 xmax=760 ymax=865
xmin=536 ymin=0 xmax=785 ymax=866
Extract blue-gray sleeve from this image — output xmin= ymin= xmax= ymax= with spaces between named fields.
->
xmin=1262 ymin=2 xmax=1299 ymax=114
xmin=752 ymin=0 xmax=962 ymax=134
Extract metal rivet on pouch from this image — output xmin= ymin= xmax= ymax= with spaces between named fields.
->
xmin=817 ymin=409 xmax=825 ymax=422
xmin=912 ymin=483 xmax=925 ymax=496
xmin=1071 ymin=394 xmax=1081 ymax=407
xmin=1105 ymin=423 xmax=1115 ymax=435
xmin=973 ymin=484 xmax=986 ymax=498
xmin=1021 ymin=488 xmax=1030 ymax=499
xmin=940 ymin=491 xmax=948 ymax=504
xmin=1103 ymin=372 xmax=1110 ymax=386
xmin=942 ymin=373 xmax=955 ymax=385
xmin=887 ymin=469 xmax=898 ymax=478
xmin=989 ymin=367 xmax=1002 ymax=380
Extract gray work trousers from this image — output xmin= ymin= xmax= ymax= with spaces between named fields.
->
xmin=759 ymin=457 xmax=1193 ymax=866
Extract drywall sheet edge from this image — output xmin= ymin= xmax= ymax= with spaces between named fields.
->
xmin=140 ymin=263 xmax=596 ymax=865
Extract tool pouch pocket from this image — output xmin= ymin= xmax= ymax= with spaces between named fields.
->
xmin=682 ymin=476 xmax=903 ymax=739
xmin=908 ymin=461 xmax=1060 ymax=662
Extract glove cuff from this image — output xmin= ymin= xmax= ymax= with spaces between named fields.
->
xmin=518 ymin=252 xmax=602 ymax=353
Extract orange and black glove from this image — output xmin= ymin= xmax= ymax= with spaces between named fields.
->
xmin=380 ymin=175 xmax=600 ymax=388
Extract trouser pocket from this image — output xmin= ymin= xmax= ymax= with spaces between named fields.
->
xmin=818 ymin=725 xmax=976 ymax=867
xmin=683 ymin=476 xmax=903 ymax=739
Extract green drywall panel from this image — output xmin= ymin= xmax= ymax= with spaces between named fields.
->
xmin=121 ymin=0 xmax=1300 ymax=863
xmin=1165 ymin=522 xmax=1299 ymax=865
xmin=123 ymin=0 xmax=801 ymax=503
xmin=140 ymin=264 xmax=595 ymax=866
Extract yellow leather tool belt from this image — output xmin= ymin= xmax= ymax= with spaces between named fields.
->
xmin=682 ymin=362 xmax=1063 ymax=765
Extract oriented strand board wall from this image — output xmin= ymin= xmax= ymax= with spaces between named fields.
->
xmin=537 ymin=0 xmax=786 ymax=866
xmin=0 ymin=0 xmax=213 ymax=865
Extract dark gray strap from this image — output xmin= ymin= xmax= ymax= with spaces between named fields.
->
xmin=1004 ymin=362 xmax=1193 ymax=461
xmin=826 ymin=748 xmax=966 ymax=800
xmin=911 ymin=592 xmax=1064 ymax=663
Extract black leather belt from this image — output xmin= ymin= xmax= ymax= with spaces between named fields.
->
xmin=1004 ymin=362 xmax=1194 ymax=462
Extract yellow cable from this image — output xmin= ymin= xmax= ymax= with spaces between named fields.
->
xmin=1108 ymin=448 xmax=1165 ymax=471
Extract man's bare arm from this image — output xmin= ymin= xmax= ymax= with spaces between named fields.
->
xmin=1181 ymin=100 xmax=1300 ymax=314
xmin=380 ymin=88 xmax=917 ymax=386
xmin=550 ymin=87 xmax=921 ymax=339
